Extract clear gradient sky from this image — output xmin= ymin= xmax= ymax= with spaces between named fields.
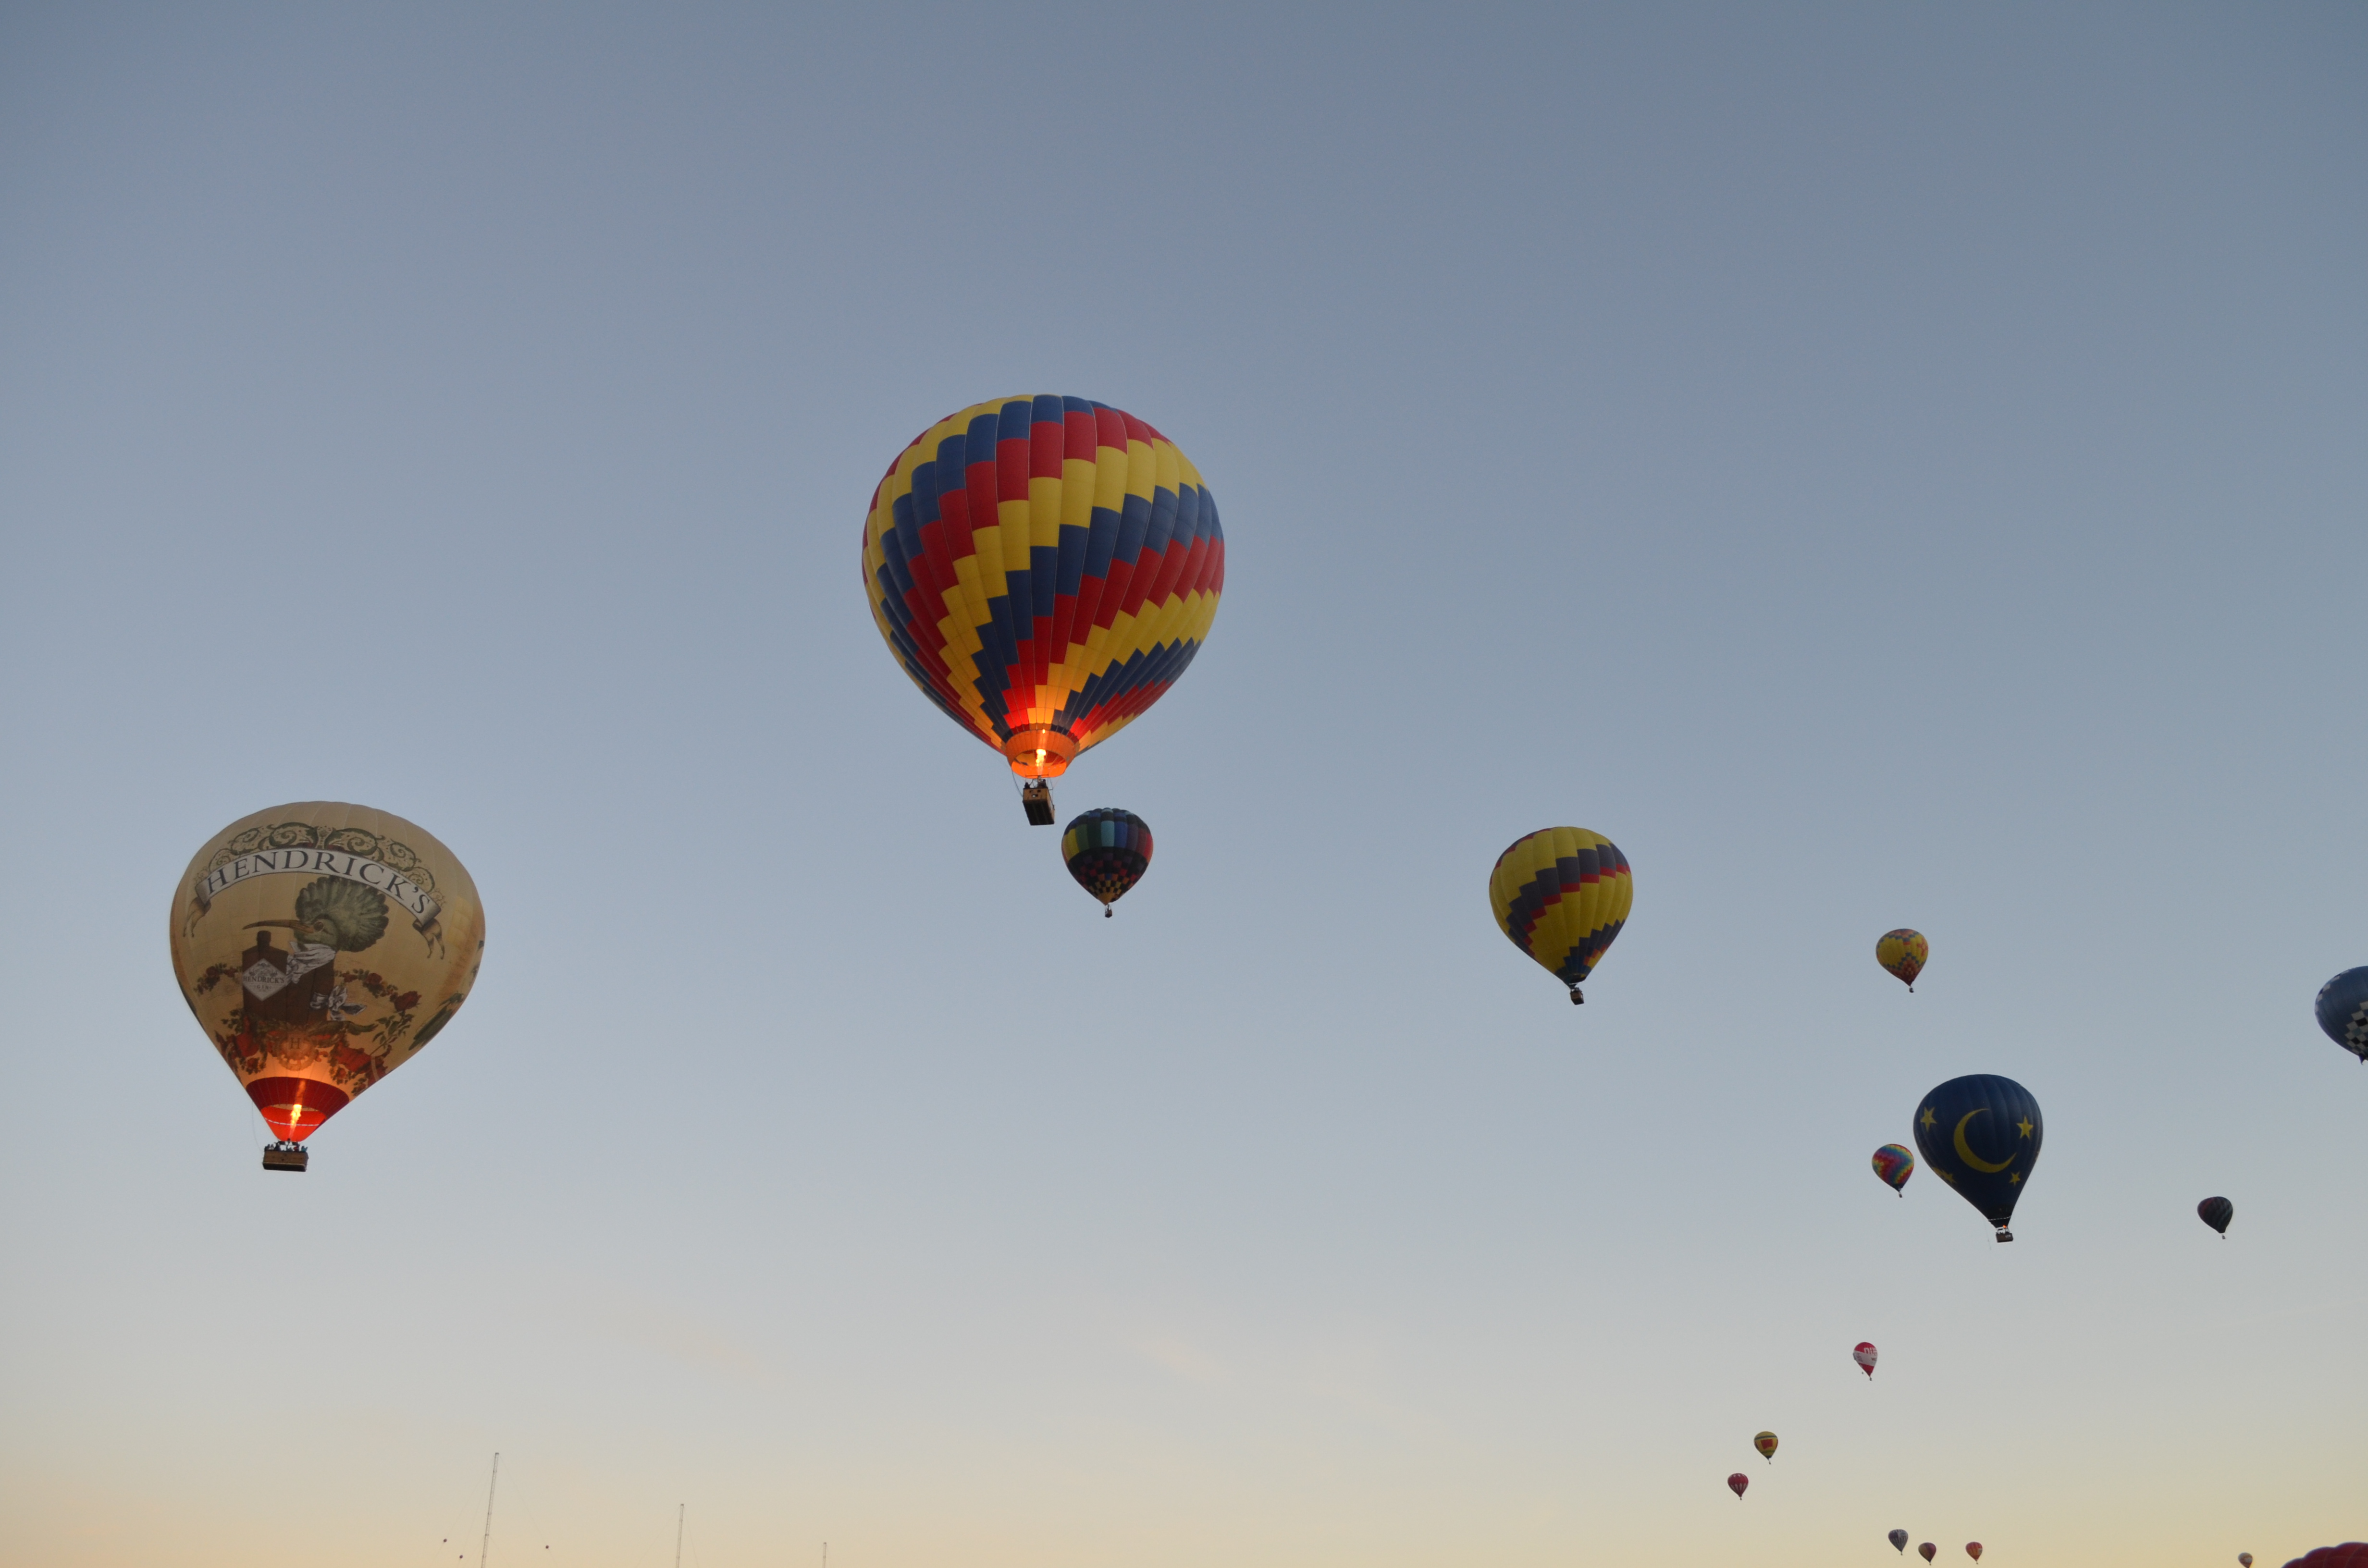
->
xmin=2 ymin=5 xmax=2364 ymax=1566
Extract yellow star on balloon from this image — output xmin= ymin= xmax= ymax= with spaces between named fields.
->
xmin=2016 ymin=1117 xmax=2034 ymax=1139
xmin=2009 ymin=1171 xmax=2021 ymax=1184
xmin=1920 ymin=1107 xmax=1937 ymax=1130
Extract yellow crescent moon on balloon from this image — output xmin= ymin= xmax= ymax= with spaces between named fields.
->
xmin=1952 ymin=1109 xmax=2015 ymax=1174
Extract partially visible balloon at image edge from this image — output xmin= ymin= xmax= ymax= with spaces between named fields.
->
xmin=2313 ymin=967 xmax=2368 ymax=1063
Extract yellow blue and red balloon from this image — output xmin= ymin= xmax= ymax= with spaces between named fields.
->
xmin=1872 ymin=1142 xmax=1915 ymax=1194
xmin=1753 ymin=1431 xmax=1778 ymax=1463
xmin=1062 ymin=808 xmax=1152 ymax=916
xmin=1877 ymin=928 xmax=1928 ymax=990
xmin=860 ymin=397 xmax=1222 ymax=812
xmin=1487 ymin=828 xmax=1632 ymax=1004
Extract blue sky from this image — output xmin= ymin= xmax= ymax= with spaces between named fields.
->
xmin=2 ymin=5 xmax=2363 ymax=1565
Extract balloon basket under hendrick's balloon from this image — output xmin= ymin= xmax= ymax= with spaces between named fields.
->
xmin=1568 ymin=985 xmax=1584 ymax=1005
xmin=261 ymin=1140 xmax=309 ymax=1173
xmin=1019 ymin=780 xmax=1055 ymax=826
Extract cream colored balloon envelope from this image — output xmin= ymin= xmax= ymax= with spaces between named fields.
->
xmin=169 ymin=803 xmax=484 ymax=1160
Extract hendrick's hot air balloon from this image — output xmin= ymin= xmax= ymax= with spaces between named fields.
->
xmin=170 ymin=803 xmax=484 ymax=1171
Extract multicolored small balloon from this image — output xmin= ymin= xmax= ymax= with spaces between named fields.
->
xmin=1727 ymin=1472 xmax=1748 ymax=1499
xmin=1853 ymin=1341 xmax=1878 ymax=1379
xmin=2198 ymin=1196 xmax=2233 ymax=1237
xmin=2314 ymin=968 xmax=2368 ymax=1063
xmin=1873 ymin=1143 xmax=1915 ymax=1194
xmin=1061 ymin=808 xmax=1153 ymax=916
xmin=1965 ymin=1546 xmax=1982 ymax=1562
xmin=1890 ymin=1531 xmax=1910 ymax=1555
xmin=1877 ymin=928 xmax=1929 ymax=991
xmin=1919 ymin=1546 xmax=1936 ymax=1563
xmin=1753 ymin=1431 xmax=1777 ymax=1463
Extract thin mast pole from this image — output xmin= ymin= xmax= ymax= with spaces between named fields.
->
xmin=675 ymin=1503 xmax=685 ymax=1568
xmin=480 ymin=1454 xmax=499 ymax=1568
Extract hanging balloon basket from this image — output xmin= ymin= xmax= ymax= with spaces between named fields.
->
xmin=261 ymin=1140 xmax=309 ymax=1173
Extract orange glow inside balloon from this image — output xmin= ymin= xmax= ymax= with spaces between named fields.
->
xmin=1003 ymin=726 xmax=1077 ymax=779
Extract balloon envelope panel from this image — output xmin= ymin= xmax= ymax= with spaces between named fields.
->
xmin=168 ymin=803 xmax=485 ymax=1142
xmin=1487 ymin=828 xmax=1633 ymax=988
xmin=1912 ymin=1073 xmax=2044 ymax=1232
xmin=1062 ymin=808 xmax=1153 ymax=906
xmin=861 ymin=396 xmax=1224 ymax=776
xmin=2314 ymin=967 xmax=2368 ymax=1062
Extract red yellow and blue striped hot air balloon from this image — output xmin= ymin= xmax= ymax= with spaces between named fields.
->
xmin=1487 ymin=828 xmax=1632 ymax=1005
xmin=862 ymin=396 xmax=1224 ymax=825
xmin=1062 ymin=808 xmax=1152 ymax=917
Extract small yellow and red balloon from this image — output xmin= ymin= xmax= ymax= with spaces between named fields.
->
xmin=1753 ymin=1431 xmax=1778 ymax=1463
xmin=1877 ymin=928 xmax=1929 ymax=991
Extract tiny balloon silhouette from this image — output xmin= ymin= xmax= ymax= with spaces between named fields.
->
xmin=2238 ymin=1555 xmax=2251 ymax=1566
xmin=1753 ymin=1430 xmax=1777 ymax=1462
xmin=2198 ymin=1196 xmax=2233 ymax=1236
xmin=1966 ymin=1546 xmax=1982 ymax=1562
xmin=1873 ymin=1143 xmax=1915 ymax=1194
xmin=1920 ymin=1545 xmax=1937 ymax=1563
xmin=1877 ymin=928 xmax=1928 ymax=990
xmin=2315 ymin=968 xmax=2368 ymax=1063
xmin=1853 ymin=1341 xmax=1878 ymax=1379
xmin=1727 ymin=1472 xmax=1748 ymax=1498
xmin=1891 ymin=1530 xmax=1910 ymax=1554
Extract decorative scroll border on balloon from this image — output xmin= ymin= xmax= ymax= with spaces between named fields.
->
xmin=188 ymin=847 xmax=445 ymax=954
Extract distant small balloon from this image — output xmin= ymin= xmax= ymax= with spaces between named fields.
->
xmin=1727 ymin=1471 xmax=1748 ymax=1499
xmin=2198 ymin=1196 xmax=2233 ymax=1237
xmin=1753 ymin=1430 xmax=1778 ymax=1462
xmin=1873 ymin=1143 xmax=1916 ymax=1194
xmin=1854 ymin=1341 xmax=1879 ymax=1379
xmin=1966 ymin=1546 xmax=1982 ymax=1562
xmin=1891 ymin=1529 xmax=1910 ymax=1554
xmin=2238 ymin=1555 xmax=2251 ymax=1567
xmin=2315 ymin=968 xmax=2368 ymax=1063
xmin=1877 ymin=929 xmax=1929 ymax=990
xmin=1920 ymin=1545 xmax=1936 ymax=1563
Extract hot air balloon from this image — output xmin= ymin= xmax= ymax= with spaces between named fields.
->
xmin=1853 ymin=1341 xmax=1878 ymax=1379
xmin=1487 ymin=828 xmax=1632 ymax=1004
xmin=2314 ymin=968 xmax=2368 ymax=1064
xmin=2282 ymin=1548 xmax=2368 ymax=1568
xmin=2239 ymin=1555 xmax=2252 ymax=1566
xmin=1873 ymin=1143 xmax=1915 ymax=1194
xmin=1726 ymin=1472 xmax=1748 ymax=1499
xmin=861 ymin=397 xmax=1224 ymax=826
xmin=1062 ymin=808 xmax=1152 ymax=916
xmin=1891 ymin=1531 xmax=1910 ymax=1555
xmin=1912 ymin=1074 xmax=2043 ymax=1242
xmin=1753 ymin=1431 xmax=1777 ymax=1463
xmin=170 ymin=803 xmax=484 ymax=1171
xmin=1920 ymin=1545 xmax=1936 ymax=1562
xmin=2198 ymin=1196 xmax=2233 ymax=1237
xmin=1966 ymin=1547 xmax=1982 ymax=1562
xmin=1877 ymin=929 xmax=1928 ymax=991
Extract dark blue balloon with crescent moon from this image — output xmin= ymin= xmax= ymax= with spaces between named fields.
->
xmin=2314 ymin=967 xmax=2368 ymax=1064
xmin=1912 ymin=1074 xmax=2044 ymax=1240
